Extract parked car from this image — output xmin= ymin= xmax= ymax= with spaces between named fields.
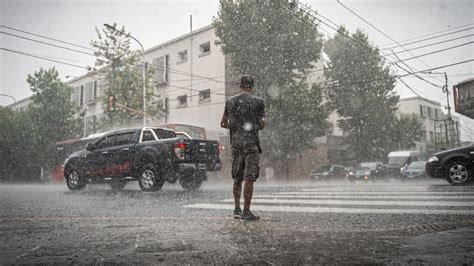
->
xmin=385 ymin=150 xmax=421 ymax=177
xmin=63 ymin=127 xmax=222 ymax=192
xmin=347 ymin=162 xmax=385 ymax=182
xmin=311 ymin=164 xmax=346 ymax=180
xmin=400 ymin=161 xmax=427 ymax=179
xmin=426 ymin=145 xmax=474 ymax=185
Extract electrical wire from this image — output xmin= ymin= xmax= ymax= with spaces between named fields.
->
xmin=388 ymin=34 xmax=474 ymax=55
xmin=0 ymin=47 xmax=89 ymax=69
xmin=381 ymin=25 xmax=474 ymax=50
xmin=0 ymin=24 xmax=93 ymax=51
xmin=399 ymin=59 xmax=474 ymax=77
xmin=392 ymin=41 xmax=474 ymax=63
xmin=0 ymin=31 xmax=95 ymax=56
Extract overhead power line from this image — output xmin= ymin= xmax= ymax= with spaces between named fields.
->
xmin=399 ymin=59 xmax=474 ymax=77
xmin=388 ymin=34 xmax=474 ymax=55
xmin=0 ymin=25 xmax=93 ymax=51
xmin=336 ymin=0 xmax=433 ymax=70
xmin=336 ymin=0 xmax=448 ymax=86
xmin=0 ymin=47 xmax=89 ymax=69
xmin=381 ymin=25 xmax=474 ymax=50
xmin=392 ymin=41 xmax=474 ymax=64
xmin=0 ymin=31 xmax=96 ymax=57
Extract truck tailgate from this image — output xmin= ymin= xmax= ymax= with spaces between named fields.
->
xmin=183 ymin=139 xmax=219 ymax=162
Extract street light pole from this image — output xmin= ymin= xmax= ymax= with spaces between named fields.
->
xmin=104 ymin=24 xmax=147 ymax=127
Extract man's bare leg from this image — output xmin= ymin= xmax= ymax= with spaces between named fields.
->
xmin=233 ymin=180 xmax=242 ymax=210
xmin=243 ymin=180 xmax=253 ymax=211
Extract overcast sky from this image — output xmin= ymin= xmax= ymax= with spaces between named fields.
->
xmin=1 ymin=0 xmax=473 ymax=139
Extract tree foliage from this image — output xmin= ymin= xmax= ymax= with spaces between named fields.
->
xmin=90 ymin=23 xmax=164 ymax=129
xmin=390 ymin=113 xmax=425 ymax=150
xmin=213 ymin=0 xmax=329 ymax=162
xmin=0 ymin=68 xmax=77 ymax=181
xmin=324 ymin=28 xmax=399 ymax=161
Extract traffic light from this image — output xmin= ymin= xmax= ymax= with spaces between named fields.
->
xmin=107 ymin=95 xmax=116 ymax=112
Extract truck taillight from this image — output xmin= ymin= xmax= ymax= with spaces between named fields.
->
xmin=217 ymin=143 xmax=221 ymax=154
xmin=174 ymin=142 xmax=185 ymax=160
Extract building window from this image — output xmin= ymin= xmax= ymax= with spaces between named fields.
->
xmin=153 ymin=55 xmax=169 ymax=84
xmin=177 ymin=95 xmax=187 ymax=108
xmin=429 ymin=131 xmax=434 ymax=141
xmin=199 ymin=89 xmax=211 ymax=103
xmin=177 ymin=50 xmax=188 ymax=64
xmin=73 ymin=86 xmax=81 ymax=107
xmin=199 ymin=41 xmax=211 ymax=56
xmin=85 ymin=82 xmax=94 ymax=104
xmin=435 ymin=109 xmax=439 ymax=120
xmin=419 ymin=105 xmax=424 ymax=117
xmin=427 ymin=106 xmax=431 ymax=118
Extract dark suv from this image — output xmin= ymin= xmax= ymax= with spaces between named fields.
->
xmin=425 ymin=145 xmax=474 ymax=185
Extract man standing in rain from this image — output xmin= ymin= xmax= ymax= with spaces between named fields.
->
xmin=221 ymin=75 xmax=265 ymax=221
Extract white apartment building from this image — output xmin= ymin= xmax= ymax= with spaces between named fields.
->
xmin=398 ymin=96 xmax=460 ymax=151
xmin=7 ymin=25 xmax=330 ymax=145
xmin=63 ymin=25 xmax=227 ymax=140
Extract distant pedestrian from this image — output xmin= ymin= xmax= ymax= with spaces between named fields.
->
xmin=221 ymin=75 xmax=265 ymax=221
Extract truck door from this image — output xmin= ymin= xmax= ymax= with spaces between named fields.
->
xmin=85 ymin=134 xmax=116 ymax=177
xmin=106 ymin=131 xmax=137 ymax=176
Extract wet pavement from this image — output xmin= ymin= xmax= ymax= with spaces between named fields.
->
xmin=0 ymin=178 xmax=473 ymax=264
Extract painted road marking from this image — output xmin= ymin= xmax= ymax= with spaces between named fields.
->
xmin=184 ymin=203 xmax=474 ymax=215
xmin=185 ymin=186 xmax=474 ymax=215
xmin=221 ymin=198 xmax=474 ymax=207
xmin=278 ymin=191 xmax=474 ymax=195
xmin=254 ymin=194 xmax=474 ymax=200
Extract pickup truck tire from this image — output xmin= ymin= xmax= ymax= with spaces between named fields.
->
xmin=64 ymin=164 xmax=86 ymax=191
xmin=138 ymin=164 xmax=164 ymax=192
xmin=109 ymin=180 xmax=127 ymax=191
xmin=179 ymin=171 xmax=204 ymax=190
xmin=445 ymin=160 xmax=471 ymax=185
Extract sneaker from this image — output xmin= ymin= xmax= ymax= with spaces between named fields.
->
xmin=233 ymin=208 xmax=242 ymax=219
xmin=240 ymin=210 xmax=260 ymax=221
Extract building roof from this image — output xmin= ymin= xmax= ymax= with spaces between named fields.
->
xmin=146 ymin=25 xmax=213 ymax=54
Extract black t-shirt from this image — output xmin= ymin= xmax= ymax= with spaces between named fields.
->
xmin=223 ymin=92 xmax=265 ymax=149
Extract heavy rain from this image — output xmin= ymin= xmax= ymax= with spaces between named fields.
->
xmin=1 ymin=0 xmax=473 ymax=264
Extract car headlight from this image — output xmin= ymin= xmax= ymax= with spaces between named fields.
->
xmin=427 ymin=156 xmax=439 ymax=163
xmin=349 ymin=171 xmax=354 ymax=175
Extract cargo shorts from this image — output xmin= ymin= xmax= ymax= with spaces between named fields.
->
xmin=231 ymin=145 xmax=260 ymax=182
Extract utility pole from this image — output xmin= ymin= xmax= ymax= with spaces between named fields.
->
xmin=190 ymin=15 xmax=193 ymax=102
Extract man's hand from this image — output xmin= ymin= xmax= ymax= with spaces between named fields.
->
xmin=221 ymin=115 xmax=229 ymax=129
xmin=257 ymin=117 xmax=265 ymax=130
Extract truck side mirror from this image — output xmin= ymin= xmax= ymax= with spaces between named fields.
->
xmin=86 ymin=143 xmax=94 ymax=151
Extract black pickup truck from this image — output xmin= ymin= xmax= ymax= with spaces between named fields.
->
xmin=63 ymin=127 xmax=222 ymax=191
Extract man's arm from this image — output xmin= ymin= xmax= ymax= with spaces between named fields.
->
xmin=257 ymin=100 xmax=265 ymax=130
xmin=220 ymin=101 xmax=229 ymax=129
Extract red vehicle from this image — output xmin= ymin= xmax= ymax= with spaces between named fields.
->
xmin=50 ymin=132 xmax=108 ymax=182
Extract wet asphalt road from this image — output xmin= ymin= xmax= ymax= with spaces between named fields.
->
xmin=0 ymin=177 xmax=473 ymax=264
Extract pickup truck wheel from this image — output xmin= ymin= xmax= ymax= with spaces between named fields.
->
xmin=138 ymin=164 xmax=164 ymax=192
xmin=109 ymin=180 xmax=127 ymax=191
xmin=64 ymin=165 xmax=86 ymax=191
xmin=446 ymin=161 xmax=471 ymax=185
xmin=179 ymin=171 xmax=204 ymax=190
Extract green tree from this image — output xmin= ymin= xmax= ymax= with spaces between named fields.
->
xmin=90 ymin=23 xmax=164 ymax=129
xmin=213 ymin=0 xmax=329 ymax=168
xmin=324 ymin=28 xmax=399 ymax=161
xmin=27 ymin=68 xmax=77 ymax=174
xmin=390 ymin=113 xmax=425 ymax=150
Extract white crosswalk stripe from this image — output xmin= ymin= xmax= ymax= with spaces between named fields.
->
xmin=184 ymin=185 xmax=474 ymax=215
